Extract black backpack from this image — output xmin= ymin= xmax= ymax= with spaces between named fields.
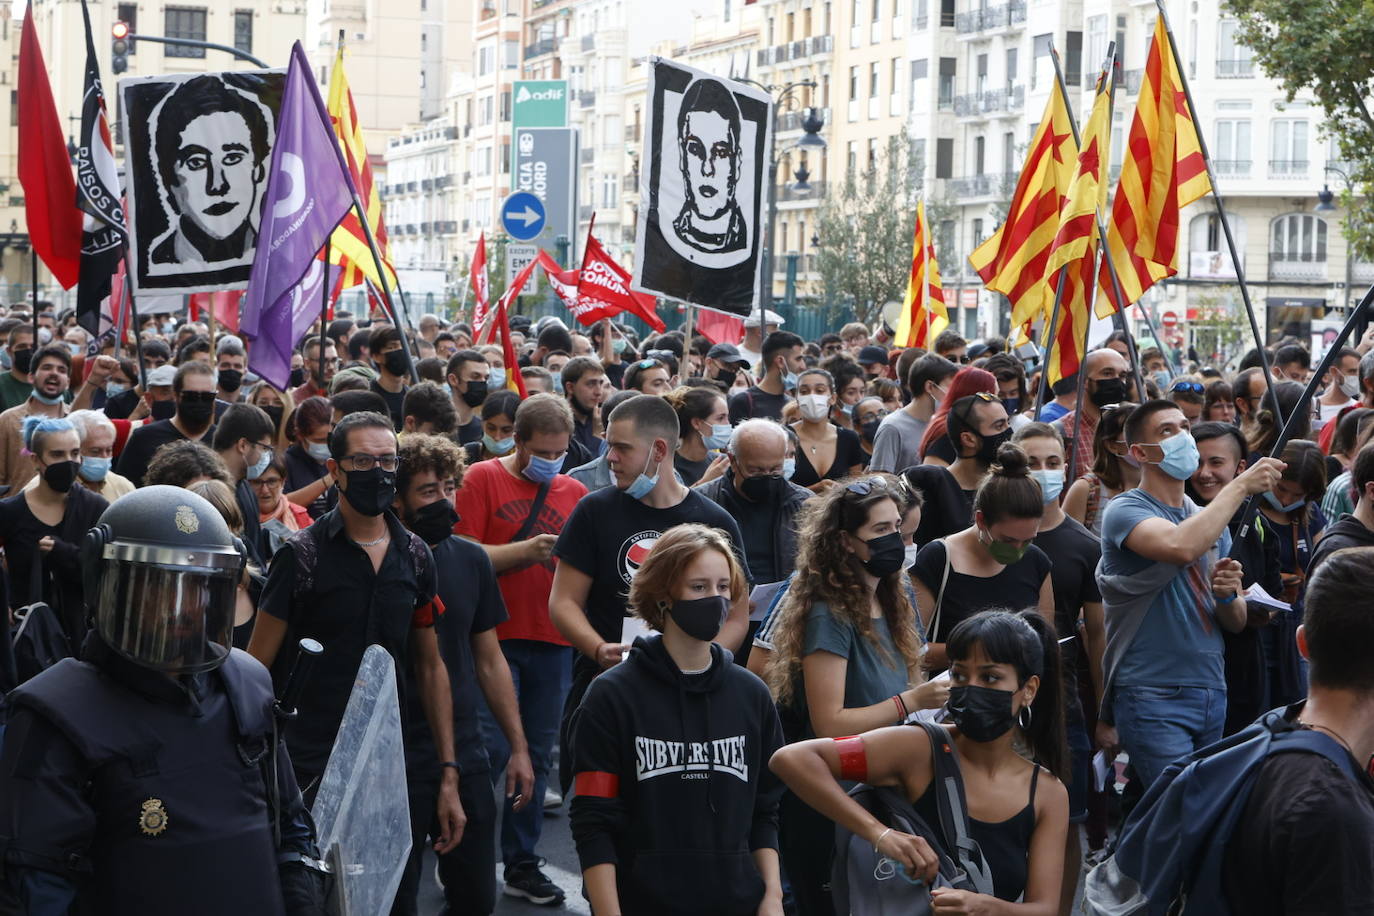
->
xmin=831 ymin=721 xmax=995 ymax=915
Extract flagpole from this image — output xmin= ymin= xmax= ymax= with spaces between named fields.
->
xmin=1069 ymin=242 xmax=1109 ymax=481
xmin=1154 ymin=0 xmax=1277 ymax=401
xmin=319 ymin=239 xmax=331 ymax=394
xmin=119 ymin=251 xmax=147 ymax=388
xmin=920 ymin=202 xmax=933 ymax=346
xmin=30 ymin=249 xmax=38 ymax=309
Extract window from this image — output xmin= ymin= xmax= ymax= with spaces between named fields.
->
xmin=1031 ymin=33 xmax=1052 ymax=89
xmin=1005 ymin=48 xmax=1018 ymax=90
xmin=601 ymin=173 xmax=617 ymax=208
xmin=935 ymin=137 xmax=953 ymax=178
xmin=1218 ymin=20 xmax=1253 ymax=77
xmin=724 ymin=0 xmax=730 ymax=22
xmin=804 ymin=8 xmax=812 ymax=36
xmin=787 ymin=12 xmax=795 ymax=42
xmin=499 ymin=89 xmax=512 ymax=122
xmin=1064 ymin=31 xmax=1082 ymax=87
xmin=870 ymin=62 xmax=880 ymax=97
xmin=503 ymin=40 xmax=519 ymax=69
xmin=868 ymin=138 xmax=879 ymax=171
xmin=973 ymin=135 xmax=985 ymax=175
xmin=164 ymin=7 xmax=207 ymax=58
xmin=914 ymin=0 xmax=927 ymax=27
xmin=938 ymin=57 xmax=956 ymax=108
xmin=972 ymin=218 xmax=984 ymax=245
xmin=940 ymin=0 xmax=954 ymax=28
xmin=1003 ymin=131 xmax=1015 ymax=174
xmin=825 ymin=1 xmax=832 ymax=32
xmin=1270 ymin=214 xmax=1326 ymax=262
xmin=1270 ymin=119 xmax=1309 ymax=175
xmin=1086 ymin=16 xmax=1106 ymax=75
xmin=117 ymin=3 xmax=137 ymax=53
xmin=872 ymin=0 xmax=880 ymax=22
xmin=847 ymin=141 xmax=857 ymax=174
xmin=976 ymin=53 xmax=988 ymax=97
xmin=9 ymin=90 xmax=16 ymax=127
xmin=1214 ymin=119 xmax=1252 ymax=176
xmin=478 ymin=44 xmax=495 ymax=76
xmin=849 ymin=66 xmax=859 ymax=101
xmin=1189 ymin=212 xmax=1244 ymax=258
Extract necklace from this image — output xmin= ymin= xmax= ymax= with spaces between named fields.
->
xmin=352 ymin=531 xmax=388 ymax=548
xmin=1305 ymin=721 xmax=1355 ymax=754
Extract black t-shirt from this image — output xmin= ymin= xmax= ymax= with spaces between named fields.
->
xmin=789 ymin=427 xmax=866 ymax=488
xmin=283 ymin=443 xmax=337 ymax=519
xmin=370 ymin=380 xmax=407 ymax=431
xmin=114 ymin=419 xmax=213 ymax=488
xmin=455 ymin=415 xmax=482 ymax=446
xmin=554 ymin=486 xmax=751 ymax=651
xmin=911 ymin=539 xmax=1052 ymax=644
xmin=728 ymin=385 xmax=788 ymax=423
xmin=674 ymin=451 xmax=711 ymax=487
xmin=925 ymin=435 xmax=958 ymax=465
xmin=1224 ymin=747 xmax=1374 ymax=915
xmin=404 ymin=535 xmax=507 ymax=775
xmin=1031 ymin=515 xmax=1101 ymax=669
xmin=904 ymin=465 xmax=975 ymax=546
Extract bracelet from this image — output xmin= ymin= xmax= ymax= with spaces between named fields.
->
xmin=894 ymin=693 xmax=910 ymax=722
xmin=873 ymin=827 xmax=894 ymax=855
xmin=439 ymin=761 xmax=459 ymax=772
xmin=1216 ymin=592 xmax=1237 ymax=605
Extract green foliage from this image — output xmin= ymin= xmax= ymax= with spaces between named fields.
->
xmin=1225 ymin=0 xmax=1374 ymax=258
xmin=814 ymin=135 xmax=923 ymax=326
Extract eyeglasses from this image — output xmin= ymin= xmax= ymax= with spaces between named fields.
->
xmin=341 ymin=453 xmax=399 ymax=472
xmin=251 ymin=477 xmax=283 ymax=490
xmin=1170 ymin=381 xmax=1205 ymax=395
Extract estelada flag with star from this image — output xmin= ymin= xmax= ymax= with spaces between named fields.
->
xmin=968 ymin=77 xmax=1077 ymax=334
xmin=1042 ymin=60 xmax=1115 ymax=384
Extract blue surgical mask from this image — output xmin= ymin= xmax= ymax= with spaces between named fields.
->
xmin=246 ymin=447 xmax=272 ymax=481
xmin=67 ymin=342 xmax=81 ymax=356
xmin=306 ymin=441 xmax=332 ymax=462
xmin=612 ymin=337 xmax=629 ymax=354
xmin=78 ymin=455 xmax=111 ymax=482
xmin=31 ymin=389 xmax=64 ymax=406
xmin=523 ymin=451 xmax=566 ymax=484
xmin=105 ymin=381 xmax=129 ymax=398
xmin=483 ymin=433 xmax=515 ymax=456
xmin=783 ymin=457 xmax=796 ymax=480
xmin=704 ymin=423 xmax=732 ymax=450
xmin=0 ymin=349 xmax=11 ymax=371
xmin=842 ymin=402 xmax=856 ymax=418
xmin=625 ymin=449 xmax=659 ymax=499
xmin=781 ymin=370 xmax=798 ymax=390
xmin=1153 ymin=431 xmax=1200 ymax=481
xmin=488 ymin=367 xmax=507 ymax=388
xmin=1263 ymin=491 xmax=1306 ymax=514
xmin=1030 ymin=468 xmax=1064 ymax=504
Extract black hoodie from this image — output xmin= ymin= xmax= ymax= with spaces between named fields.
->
xmin=569 ymin=634 xmax=785 ymax=916
xmin=1308 ymin=513 xmax=1374 ymax=578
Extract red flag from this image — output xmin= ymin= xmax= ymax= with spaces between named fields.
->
xmin=535 ymin=250 xmax=586 ymax=319
xmin=470 ymin=233 xmax=491 ymax=337
xmin=577 ymin=222 xmax=665 ymax=332
xmin=189 ymin=290 xmax=243 ymax=334
xmin=694 ymin=308 xmax=745 ymax=346
xmin=17 ymin=6 xmax=82 ymax=289
xmin=487 ymin=256 xmax=536 ymax=398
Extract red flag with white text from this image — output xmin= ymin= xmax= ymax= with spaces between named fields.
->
xmin=470 ymin=233 xmax=491 ymax=338
xmin=577 ymin=223 xmax=665 ymax=332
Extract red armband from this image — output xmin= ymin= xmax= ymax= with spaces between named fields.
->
xmin=834 ymin=736 xmax=868 ymax=782
xmin=411 ymin=595 xmax=446 ymax=629
xmin=574 ymin=770 xmax=620 ymax=798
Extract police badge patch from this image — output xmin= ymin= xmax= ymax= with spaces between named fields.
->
xmin=139 ymin=798 xmax=168 ymax=836
xmin=174 ymin=505 xmax=199 ymax=534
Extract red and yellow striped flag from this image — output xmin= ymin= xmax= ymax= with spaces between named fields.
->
xmin=1045 ymin=65 xmax=1114 ymax=385
xmin=894 ymin=201 xmax=948 ymax=349
xmin=326 ymin=48 xmax=397 ymax=292
xmin=1097 ymin=15 xmax=1211 ymax=317
xmin=968 ymin=79 xmax=1077 ymax=333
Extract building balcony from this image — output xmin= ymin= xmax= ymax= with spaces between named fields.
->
xmin=435 ymin=175 xmax=453 ymax=189
xmin=777 ymin=107 xmax=830 ymax=133
xmin=626 ymin=124 xmax=640 ymax=142
xmin=953 ymin=85 xmax=1025 ymax=117
xmin=1268 ymin=252 xmax=1327 ymax=282
xmin=947 ymin=171 xmax=1016 ymax=198
xmin=755 ymin=34 xmax=834 ymax=68
xmin=1269 ymin=159 xmax=1310 ymax=179
xmin=421 ymin=178 xmax=434 ymax=191
xmin=1213 ymin=159 xmax=1251 ymax=178
xmin=420 ymin=222 xmax=432 ymax=234
xmin=1216 ymin=58 xmax=1254 ymax=78
xmin=581 ymin=34 xmax=595 ymax=52
xmin=525 ymin=37 xmax=556 ymax=58
xmin=406 ymin=181 xmax=418 ymax=192
xmin=1121 ymin=68 xmax=1144 ymax=93
xmin=623 ymin=173 xmax=639 ymax=192
xmin=578 ymin=89 xmax=595 ymax=108
xmin=777 ymin=180 xmax=827 ymax=203
xmin=580 ymin=146 xmax=595 ymax=164
xmin=954 ymin=0 xmax=1026 ymax=35
xmin=578 ymin=204 xmax=595 ymax=221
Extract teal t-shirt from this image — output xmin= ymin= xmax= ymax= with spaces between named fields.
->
xmin=797 ymin=600 xmax=910 ymax=735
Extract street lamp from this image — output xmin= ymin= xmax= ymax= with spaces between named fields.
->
xmin=1317 ymin=164 xmax=1352 ymax=311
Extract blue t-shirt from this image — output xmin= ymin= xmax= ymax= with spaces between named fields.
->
xmin=1039 ymin=401 xmax=1070 ymax=423
xmin=1100 ymin=488 xmax=1231 ymax=689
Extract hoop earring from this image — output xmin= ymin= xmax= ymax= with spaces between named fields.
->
xmin=1017 ymin=705 xmax=1033 ymax=730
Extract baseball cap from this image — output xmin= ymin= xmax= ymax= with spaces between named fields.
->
xmin=857 ymin=345 xmax=889 ymax=366
xmin=145 ymin=365 xmax=177 ymax=387
xmin=706 ymin=343 xmax=749 ymax=365
xmin=742 ymin=309 xmax=785 ymax=329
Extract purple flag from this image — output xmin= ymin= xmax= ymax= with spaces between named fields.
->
xmin=242 ymin=41 xmax=354 ymax=389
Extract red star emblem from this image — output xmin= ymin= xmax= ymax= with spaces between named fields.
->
xmin=1079 ymin=135 xmax=1101 ymax=180
xmin=1048 ymin=128 xmax=1072 ymax=163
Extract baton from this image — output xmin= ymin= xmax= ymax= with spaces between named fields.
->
xmin=274 ymin=637 xmax=324 ymax=722
xmin=1233 ymin=284 xmax=1374 ymax=545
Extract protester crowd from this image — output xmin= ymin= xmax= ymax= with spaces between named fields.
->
xmin=2 ymin=299 xmax=1373 ymax=916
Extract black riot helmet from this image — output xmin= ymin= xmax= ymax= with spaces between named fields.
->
xmin=82 ymin=486 xmax=247 ymax=674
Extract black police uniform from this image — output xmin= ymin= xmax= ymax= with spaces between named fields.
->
xmin=0 ymin=634 xmax=320 ymax=915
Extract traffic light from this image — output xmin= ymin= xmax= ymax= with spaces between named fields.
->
xmin=111 ymin=21 xmax=129 ymax=74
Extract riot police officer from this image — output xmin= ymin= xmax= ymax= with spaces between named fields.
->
xmin=0 ymin=486 xmax=325 ymax=914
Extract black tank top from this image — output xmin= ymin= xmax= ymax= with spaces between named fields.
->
xmin=912 ymin=759 xmax=1040 ymax=901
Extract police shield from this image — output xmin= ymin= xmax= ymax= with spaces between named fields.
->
xmin=311 ymin=645 xmax=412 ymax=916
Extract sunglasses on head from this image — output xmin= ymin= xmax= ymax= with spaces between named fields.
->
xmin=844 ymin=475 xmax=912 ymax=500
xmin=1170 ymin=381 xmax=1205 ymax=395
xmin=634 ymin=359 xmax=658 ymax=370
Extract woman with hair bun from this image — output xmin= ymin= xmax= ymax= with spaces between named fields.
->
xmin=911 ymin=442 xmax=1055 ymax=671
xmin=664 ymin=385 xmax=730 ymax=486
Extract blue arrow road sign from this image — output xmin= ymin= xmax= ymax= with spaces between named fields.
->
xmin=501 ymin=192 xmax=546 ymax=241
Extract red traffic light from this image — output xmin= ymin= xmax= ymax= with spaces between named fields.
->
xmin=111 ymin=21 xmax=130 ymax=39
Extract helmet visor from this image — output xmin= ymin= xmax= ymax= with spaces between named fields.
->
xmin=94 ymin=558 xmax=238 ymax=673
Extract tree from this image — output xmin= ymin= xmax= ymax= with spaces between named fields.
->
xmin=815 ymin=135 xmax=922 ymax=326
xmin=1225 ymin=0 xmax=1374 ymax=258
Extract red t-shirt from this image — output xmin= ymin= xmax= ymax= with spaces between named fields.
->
xmin=455 ymin=458 xmax=586 ymax=645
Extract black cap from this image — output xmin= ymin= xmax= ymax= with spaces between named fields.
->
xmin=706 ymin=343 xmax=749 ymax=364
xmin=858 ymin=345 xmax=889 ymax=366
xmin=967 ymin=342 xmax=990 ymax=361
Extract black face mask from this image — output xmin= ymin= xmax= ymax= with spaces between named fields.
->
xmin=218 ymin=369 xmax=244 ymax=393
xmin=859 ymin=531 xmax=907 ymax=578
xmin=976 ymin=427 xmax=1013 ymax=464
xmin=946 ymin=684 xmax=1018 ymax=743
xmin=382 ymin=349 xmax=409 ymax=378
xmin=341 ymin=466 xmax=397 ymax=517
xmin=460 ymin=379 xmax=488 ymax=408
xmin=289 ymin=367 xmax=307 ymax=389
xmin=150 ymin=399 xmax=177 ymax=421
xmin=714 ymin=367 xmax=739 ymax=388
xmin=11 ymin=348 xmax=32 ymax=375
xmin=1090 ymin=377 xmax=1128 ymax=409
xmin=861 ymin=418 xmax=881 ymax=442
xmin=263 ymin=405 xmax=285 ymax=429
xmin=408 ymin=499 xmax=458 ymax=546
xmin=42 ymin=460 xmax=78 ymax=494
xmin=739 ymin=472 xmax=785 ymax=503
xmin=668 ymin=595 xmax=729 ymax=642
xmin=177 ymin=393 xmax=216 ymax=428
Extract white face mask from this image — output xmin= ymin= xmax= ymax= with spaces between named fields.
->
xmin=903 ymin=542 xmax=919 ymax=570
xmin=797 ymin=393 xmax=831 ymax=422
xmin=1339 ymin=373 xmax=1362 ymax=400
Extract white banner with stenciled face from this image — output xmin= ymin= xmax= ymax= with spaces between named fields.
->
xmin=119 ymin=69 xmax=285 ymax=296
xmin=631 ymin=57 xmax=772 ymax=318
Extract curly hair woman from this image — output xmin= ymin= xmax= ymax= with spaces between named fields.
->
xmin=763 ymin=473 xmax=946 ymax=915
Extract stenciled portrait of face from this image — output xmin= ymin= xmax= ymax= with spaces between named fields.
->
xmin=672 ymin=78 xmax=746 ymax=257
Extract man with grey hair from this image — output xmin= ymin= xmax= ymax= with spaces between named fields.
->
xmin=214 ymin=333 xmax=248 ymax=409
xmin=417 ymin=313 xmax=442 ymax=342
xmin=1357 ymin=349 xmax=1374 ymax=409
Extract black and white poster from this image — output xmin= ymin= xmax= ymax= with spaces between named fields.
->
xmin=631 ymin=57 xmax=772 ymax=317
xmin=119 ymin=70 xmax=285 ymax=296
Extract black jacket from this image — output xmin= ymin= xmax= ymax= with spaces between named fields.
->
xmin=696 ymin=471 xmax=810 ymax=584
xmin=569 ymin=635 xmax=784 ymax=916
xmin=1307 ymin=513 xmax=1374 ymax=578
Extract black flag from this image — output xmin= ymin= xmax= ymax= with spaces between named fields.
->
xmin=75 ymin=0 xmax=126 ymax=335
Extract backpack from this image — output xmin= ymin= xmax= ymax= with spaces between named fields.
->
xmin=1084 ymin=706 xmax=1362 ymax=915
xmin=831 ymin=721 xmax=995 ymax=915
